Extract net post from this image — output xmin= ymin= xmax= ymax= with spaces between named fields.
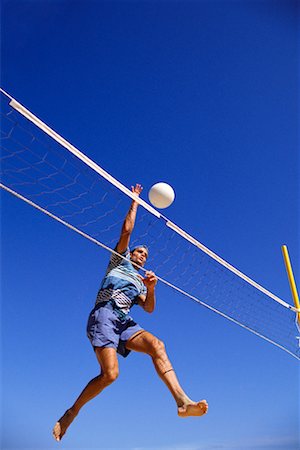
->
xmin=281 ymin=245 xmax=300 ymax=323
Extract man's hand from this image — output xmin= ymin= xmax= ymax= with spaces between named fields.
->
xmin=141 ymin=271 xmax=157 ymax=290
xmin=138 ymin=271 xmax=157 ymax=313
xmin=131 ymin=184 xmax=143 ymax=196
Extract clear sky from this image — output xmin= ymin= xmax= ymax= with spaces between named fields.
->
xmin=1 ymin=1 xmax=299 ymax=450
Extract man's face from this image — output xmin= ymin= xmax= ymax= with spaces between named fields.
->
xmin=130 ymin=247 xmax=148 ymax=268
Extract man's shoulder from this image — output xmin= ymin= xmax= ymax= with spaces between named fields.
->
xmin=108 ymin=247 xmax=130 ymax=267
xmin=107 ymin=248 xmax=132 ymax=272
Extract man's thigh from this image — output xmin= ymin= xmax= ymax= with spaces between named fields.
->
xmin=125 ymin=330 xmax=161 ymax=354
xmin=95 ymin=347 xmax=118 ymax=372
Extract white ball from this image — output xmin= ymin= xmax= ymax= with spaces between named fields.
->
xmin=148 ymin=182 xmax=175 ymax=209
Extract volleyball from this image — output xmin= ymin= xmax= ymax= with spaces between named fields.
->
xmin=148 ymin=182 xmax=175 ymax=209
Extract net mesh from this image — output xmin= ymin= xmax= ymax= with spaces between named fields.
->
xmin=1 ymin=92 xmax=299 ymax=360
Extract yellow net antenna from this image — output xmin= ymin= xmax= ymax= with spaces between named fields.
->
xmin=281 ymin=245 xmax=300 ymax=324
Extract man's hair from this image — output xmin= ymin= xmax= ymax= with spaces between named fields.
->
xmin=131 ymin=245 xmax=149 ymax=256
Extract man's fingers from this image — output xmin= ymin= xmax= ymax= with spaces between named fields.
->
xmin=131 ymin=183 xmax=143 ymax=194
xmin=145 ymin=271 xmax=156 ymax=277
xmin=144 ymin=271 xmax=157 ymax=285
xmin=148 ymin=275 xmax=156 ymax=281
xmin=145 ymin=270 xmax=154 ymax=276
xmin=148 ymin=273 xmax=157 ymax=280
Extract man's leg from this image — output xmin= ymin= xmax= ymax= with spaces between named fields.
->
xmin=52 ymin=347 xmax=118 ymax=441
xmin=126 ymin=331 xmax=208 ymax=417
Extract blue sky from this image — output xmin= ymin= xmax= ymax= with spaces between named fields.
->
xmin=1 ymin=1 xmax=299 ymax=449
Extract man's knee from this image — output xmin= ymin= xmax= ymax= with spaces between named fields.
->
xmin=102 ymin=367 xmax=119 ymax=385
xmin=150 ymin=337 xmax=166 ymax=357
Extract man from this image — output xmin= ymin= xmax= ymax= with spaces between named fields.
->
xmin=53 ymin=184 xmax=208 ymax=442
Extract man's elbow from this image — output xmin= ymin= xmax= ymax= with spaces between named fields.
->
xmin=144 ymin=304 xmax=155 ymax=314
xmin=121 ymin=225 xmax=132 ymax=236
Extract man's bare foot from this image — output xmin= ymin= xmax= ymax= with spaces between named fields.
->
xmin=52 ymin=409 xmax=77 ymax=441
xmin=178 ymin=400 xmax=208 ymax=418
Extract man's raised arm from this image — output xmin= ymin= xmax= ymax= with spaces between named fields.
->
xmin=116 ymin=183 xmax=143 ymax=254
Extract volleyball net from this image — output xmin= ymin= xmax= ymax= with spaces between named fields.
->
xmin=1 ymin=88 xmax=299 ymax=360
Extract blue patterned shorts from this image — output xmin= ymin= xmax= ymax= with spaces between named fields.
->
xmin=86 ymin=301 xmax=143 ymax=358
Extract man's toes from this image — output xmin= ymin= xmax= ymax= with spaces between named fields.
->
xmin=198 ymin=401 xmax=208 ymax=413
xmin=52 ymin=422 xmax=61 ymax=441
